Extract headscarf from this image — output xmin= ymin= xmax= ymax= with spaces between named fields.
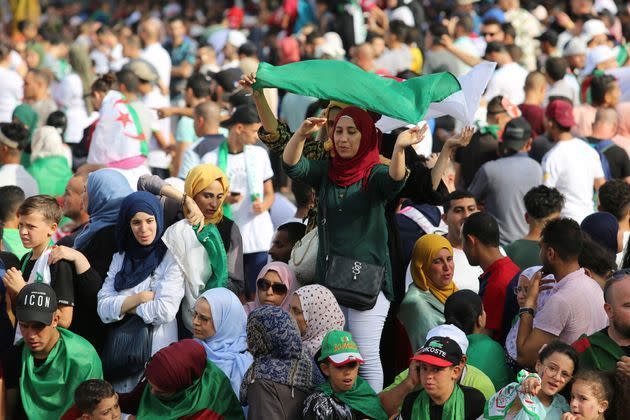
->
xmin=30 ymin=126 xmax=71 ymax=163
xmin=114 ymin=191 xmax=167 ymax=291
xmin=26 ymin=43 xmax=45 ymax=69
xmin=73 ymin=169 xmax=132 ymax=250
xmin=145 ymin=339 xmax=207 ymax=394
xmin=240 ymin=306 xmax=316 ymax=405
xmin=184 ymin=163 xmax=230 ymax=225
xmin=581 ymin=211 xmax=620 ymax=255
xmin=68 ymin=43 xmax=96 ymax=113
xmin=410 ymin=234 xmax=457 ymax=304
xmin=278 ymin=36 xmax=300 ymax=65
xmin=294 ymin=285 xmax=345 ymax=358
xmin=246 ymin=262 xmax=297 ymax=314
xmin=139 ymin=339 xmax=244 ymax=419
xmin=12 ymin=104 xmax=39 ymax=143
xmin=328 ymin=106 xmax=381 ymax=188
xmin=195 ymin=288 xmax=253 ymax=395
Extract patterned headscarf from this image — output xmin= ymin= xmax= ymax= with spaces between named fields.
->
xmin=294 ymin=285 xmax=345 ymax=358
xmin=240 ymin=306 xmax=316 ymax=404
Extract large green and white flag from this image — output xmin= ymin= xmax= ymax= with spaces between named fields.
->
xmin=253 ymin=59 xmax=496 ymax=131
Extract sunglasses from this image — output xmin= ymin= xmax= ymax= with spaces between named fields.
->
xmin=257 ymin=278 xmax=288 ymax=295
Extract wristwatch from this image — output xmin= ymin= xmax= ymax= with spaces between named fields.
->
xmin=518 ymin=307 xmax=535 ymax=317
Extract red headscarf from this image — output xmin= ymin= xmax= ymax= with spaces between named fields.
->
xmin=145 ymin=339 xmax=206 ymax=394
xmin=328 ymin=106 xmax=381 ymax=188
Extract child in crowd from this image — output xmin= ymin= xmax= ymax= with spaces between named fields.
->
xmin=303 ymin=330 xmax=388 ymax=419
xmin=563 ymin=370 xmax=614 ymax=420
xmin=2 ymin=195 xmax=75 ymax=332
xmin=73 ymin=379 xmax=123 ymax=420
xmin=400 ymin=335 xmax=486 ymax=419
xmin=485 ymin=341 xmax=577 ymax=419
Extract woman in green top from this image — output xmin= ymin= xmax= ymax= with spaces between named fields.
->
xmin=27 ymin=125 xmax=73 ymax=196
xmin=283 ymin=107 xmax=424 ymax=392
xmin=444 ymin=290 xmax=512 ymax=390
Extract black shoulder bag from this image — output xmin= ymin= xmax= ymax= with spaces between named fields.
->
xmin=320 ymin=181 xmax=385 ymax=311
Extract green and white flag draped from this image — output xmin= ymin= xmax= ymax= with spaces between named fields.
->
xmin=252 ymin=60 xmax=496 ymax=131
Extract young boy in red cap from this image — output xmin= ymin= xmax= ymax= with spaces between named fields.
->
xmin=400 ymin=336 xmax=486 ymax=419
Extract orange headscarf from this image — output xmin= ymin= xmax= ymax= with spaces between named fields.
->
xmin=410 ymin=234 xmax=457 ymax=303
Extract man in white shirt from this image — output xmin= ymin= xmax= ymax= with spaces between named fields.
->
xmin=0 ymin=123 xmax=38 ymax=197
xmin=90 ymin=26 xmax=126 ymax=75
xmin=139 ymin=18 xmax=172 ymax=91
xmin=483 ymin=42 xmax=528 ymax=105
xmin=0 ymin=43 xmax=23 ymax=123
xmin=542 ymin=100 xmax=606 ymax=223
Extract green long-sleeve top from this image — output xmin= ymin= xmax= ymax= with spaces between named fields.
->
xmin=283 ymin=156 xmax=405 ymax=301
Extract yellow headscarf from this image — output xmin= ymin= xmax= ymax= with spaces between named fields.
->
xmin=323 ymin=100 xmax=351 ymax=155
xmin=184 ymin=164 xmax=230 ymax=225
xmin=410 ymin=234 xmax=457 ymax=304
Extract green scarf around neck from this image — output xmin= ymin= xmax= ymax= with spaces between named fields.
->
xmin=195 ymin=223 xmax=229 ymax=291
xmin=320 ymin=376 xmax=388 ymax=420
xmin=412 ymin=384 xmax=465 ymax=420
xmin=480 ymin=124 xmax=500 ymax=140
xmin=137 ymin=361 xmax=244 ymax=419
xmin=20 ymin=328 xmax=103 ymax=420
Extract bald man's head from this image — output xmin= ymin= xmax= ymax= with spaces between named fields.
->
xmin=592 ymin=107 xmax=619 ymax=139
xmin=140 ymin=18 xmax=161 ymax=44
xmin=524 ymin=71 xmax=546 ymax=91
xmin=194 ymin=101 xmax=220 ymax=136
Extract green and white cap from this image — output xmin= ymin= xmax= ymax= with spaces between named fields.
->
xmin=318 ymin=330 xmax=364 ymax=366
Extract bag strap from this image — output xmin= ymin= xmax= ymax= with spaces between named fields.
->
xmin=320 ymin=178 xmax=330 ymax=263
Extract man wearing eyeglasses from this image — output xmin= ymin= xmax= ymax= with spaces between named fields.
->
xmin=515 ymin=218 xmax=608 ymax=368
xmin=573 ymin=271 xmax=630 ymax=377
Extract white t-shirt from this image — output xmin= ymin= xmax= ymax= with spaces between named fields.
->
xmin=483 ymin=62 xmax=529 ymax=105
xmin=202 ymin=145 xmax=275 ymax=254
xmin=57 ymin=73 xmax=90 ymax=143
xmin=270 ymin=192 xmax=297 ymax=231
xmin=141 ymin=43 xmax=172 ymax=89
xmin=542 ymin=138 xmax=605 ymax=223
xmin=0 ymin=66 xmax=23 ymax=123
xmin=0 ymin=164 xmax=39 ymax=197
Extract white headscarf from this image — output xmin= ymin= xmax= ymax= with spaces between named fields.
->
xmin=30 ymin=125 xmax=72 ymax=165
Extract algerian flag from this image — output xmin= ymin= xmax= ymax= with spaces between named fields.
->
xmin=253 ymin=60 xmax=496 ymax=132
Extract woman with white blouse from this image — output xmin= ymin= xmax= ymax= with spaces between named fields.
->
xmin=97 ymin=191 xmax=184 ymax=392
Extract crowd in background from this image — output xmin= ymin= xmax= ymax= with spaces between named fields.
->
xmin=1 ymin=0 xmax=630 ymax=419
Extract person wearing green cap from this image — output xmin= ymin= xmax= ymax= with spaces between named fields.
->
xmin=303 ymin=330 xmax=388 ymax=419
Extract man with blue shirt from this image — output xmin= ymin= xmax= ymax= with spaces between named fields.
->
xmin=469 ymin=117 xmax=543 ymax=245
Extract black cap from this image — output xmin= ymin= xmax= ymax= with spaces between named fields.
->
xmin=536 ymin=30 xmax=559 ymax=46
xmin=412 ymin=336 xmax=463 ymax=367
xmin=228 ymin=90 xmax=255 ymax=107
xmin=221 ymin=104 xmax=260 ymax=128
xmin=501 ymin=117 xmax=532 ymax=148
xmin=213 ymin=68 xmax=243 ymax=93
xmin=16 ymin=283 xmax=58 ymax=325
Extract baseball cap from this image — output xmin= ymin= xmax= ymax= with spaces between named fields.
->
xmin=563 ymin=38 xmax=587 ymax=57
xmin=413 ymin=336 xmax=463 ymax=367
xmin=226 ymin=30 xmax=247 ymax=48
xmin=501 ymin=117 xmax=532 ymax=147
xmin=318 ymin=330 xmax=365 ymax=366
xmin=546 ymin=99 xmax=576 ymax=128
xmin=213 ymin=68 xmax=243 ymax=93
xmin=16 ymin=283 xmax=58 ymax=325
xmin=425 ymin=324 xmax=469 ymax=354
xmin=124 ymin=59 xmax=159 ymax=83
xmin=536 ymin=30 xmax=559 ymax=46
xmin=582 ymin=45 xmax=617 ymax=76
xmin=221 ymin=104 xmax=260 ymax=128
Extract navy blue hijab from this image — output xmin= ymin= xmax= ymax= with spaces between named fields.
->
xmin=114 ymin=191 xmax=168 ymax=292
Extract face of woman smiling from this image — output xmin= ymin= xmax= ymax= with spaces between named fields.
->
xmin=333 ymin=116 xmax=362 ymax=159
xmin=130 ymin=212 xmax=157 ymax=245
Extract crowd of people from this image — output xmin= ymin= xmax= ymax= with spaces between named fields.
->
xmin=1 ymin=0 xmax=630 ymax=419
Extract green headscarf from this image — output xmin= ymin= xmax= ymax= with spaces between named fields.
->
xmin=320 ymin=376 xmax=388 ymax=419
xmin=412 ymin=384 xmax=465 ymax=420
xmin=20 ymin=328 xmax=103 ymax=420
xmin=137 ymin=361 xmax=244 ymax=420
xmin=195 ymin=223 xmax=229 ymax=291
xmin=12 ymin=103 xmax=39 ymax=142
xmin=26 ymin=42 xmax=45 ymax=69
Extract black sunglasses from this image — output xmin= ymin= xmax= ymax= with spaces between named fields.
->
xmin=257 ymin=278 xmax=288 ymax=295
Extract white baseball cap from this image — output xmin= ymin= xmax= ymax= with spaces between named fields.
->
xmin=582 ymin=19 xmax=609 ymax=43
xmin=425 ymin=324 xmax=469 ymax=354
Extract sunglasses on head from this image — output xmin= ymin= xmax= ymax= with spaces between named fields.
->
xmin=257 ymin=278 xmax=288 ymax=295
